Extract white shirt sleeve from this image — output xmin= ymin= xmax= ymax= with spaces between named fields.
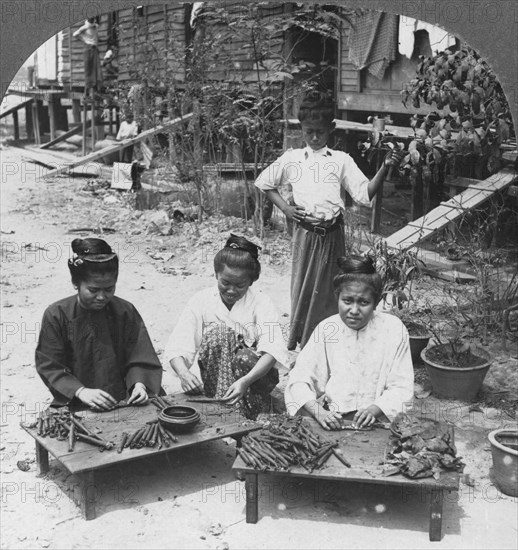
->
xmin=372 ymin=325 xmax=414 ymax=420
xmin=340 ymin=154 xmax=371 ymax=206
xmin=284 ymin=328 xmax=329 ymax=415
xmin=255 ymin=150 xmax=291 ymax=191
xmin=164 ymin=296 xmax=202 ymax=367
xmin=73 ymin=22 xmax=88 ymax=38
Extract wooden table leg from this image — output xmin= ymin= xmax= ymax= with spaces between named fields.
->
xmin=245 ymin=473 xmax=258 ymax=524
xmin=78 ymin=470 xmax=97 ymax=521
xmin=35 ymin=441 xmax=49 ymax=475
xmin=429 ymin=488 xmax=443 ymax=541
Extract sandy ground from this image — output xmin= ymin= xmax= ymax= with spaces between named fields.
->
xmin=1 ymin=141 xmax=517 ymax=550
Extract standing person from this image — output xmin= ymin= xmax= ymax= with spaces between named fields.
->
xmin=116 ymin=111 xmax=139 ymax=163
xmin=255 ymin=91 xmax=403 ymax=350
xmin=165 ymin=234 xmax=287 ymax=419
xmin=285 ymin=255 xmax=413 ymax=430
xmin=73 ymin=17 xmax=103 ymax=94
xmin=35 ymin=238 xmax=162 ymax=410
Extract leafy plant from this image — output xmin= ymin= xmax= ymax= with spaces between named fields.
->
xmin=368 ymin=239 xmax=423 ymax=309
xmin=400 ymin=45 xmax=513 ymax=181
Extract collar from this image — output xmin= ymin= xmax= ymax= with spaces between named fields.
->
xmin=304 ymin=146 xmax=332 ymax=160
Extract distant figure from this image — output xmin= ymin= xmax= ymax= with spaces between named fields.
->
xmin=116 ymin=111 xmax=139 ymax=163
xmin=73 ymin=17 xmax=103 ymax=94
xmin=101 ymin=49 xmax=118 ymax=82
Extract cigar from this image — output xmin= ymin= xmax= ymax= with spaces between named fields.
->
xmin=68 ymin=422 xmax=76 ymax=452
xmin=76 ymin=432 xmax=108 ymax=449
xmin=332 ymin=448 xmax=351 ymax=468
xmin=117 ymin=432 xmax=129 ymax=454
xmin=127 ymin=427 xmax=146 ymax=449
xmin=149 ymin=423 xmax=159 ymax=447
xmin=140 ymin=423 xmax=155 ymax=447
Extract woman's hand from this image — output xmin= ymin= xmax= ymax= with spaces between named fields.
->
xmin=180 ymin=371 xmax=204 ymax=395
xmin=76 ymin=388 xmax=117 ymax=411
xmin=128 ymin=382 xmax=148 ymax=405
xmin=352 ymin=405 xmax=381 ymax=429
xmin=222 ymin=378 xmax=249 ymax=405
xmin=311 ymin=403 xmax=343 ymax=431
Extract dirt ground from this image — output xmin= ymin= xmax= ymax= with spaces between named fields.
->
xmin=1 ymin=136 xmax=517 ymax=550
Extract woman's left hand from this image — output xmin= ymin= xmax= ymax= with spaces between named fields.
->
xmin=352 ymin=407 xmax=377 ymax=429
xmin=128 ymin=382 xmax=148 ymax=405
xmin=222 ymin=379 xmax=249 ymax=405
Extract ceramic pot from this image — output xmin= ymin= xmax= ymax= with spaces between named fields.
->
xmin=159 ymin=405 xmax=201 ymax=434
xmin=420 ymin=344 xmax=492 ymax=400
xmin=488 ymin=429 xmax=518 ymax=497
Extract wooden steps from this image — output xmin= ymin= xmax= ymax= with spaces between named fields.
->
xmin=384 ymin=168 xmax=517 ymax=250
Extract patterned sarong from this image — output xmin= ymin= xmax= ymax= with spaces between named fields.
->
xmin=197 ymin=325 xmax=278 ymax=419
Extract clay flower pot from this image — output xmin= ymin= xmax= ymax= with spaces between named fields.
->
xmin=403 ymin=320 xmax=431 ymax=365
xmin=488 ymin=429 xmax=518 ymax=497
xmin=420 ymin=344 xmax=492 ymax=400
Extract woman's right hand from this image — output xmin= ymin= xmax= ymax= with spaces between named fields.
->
xmin=304 ymin=401 xmax=343 ymax=431
xmin=77 ymin=388 xmax=117 ymax=410
xmin=180 ymin=371 xmax=204 ymax=395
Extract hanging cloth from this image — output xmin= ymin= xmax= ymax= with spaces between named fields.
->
xmin=348 ymin=11 xmax=399 ymax=80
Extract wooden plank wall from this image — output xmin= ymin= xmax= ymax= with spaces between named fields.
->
xmin=339 ymin=21 xmax=360 ymax=96
xmin=56 ymin=6 xmax=187 ymax=89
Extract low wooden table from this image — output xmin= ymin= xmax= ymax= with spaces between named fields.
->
xmin=232 ymin=419 xmax=460 ymax=542
xmin=22 ymin=394 xmax=260 ymax=520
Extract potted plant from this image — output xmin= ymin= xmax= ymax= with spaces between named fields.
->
xmin=421 ymin=316 xmax=492 ymax=400
xmin=487 ymin=428 xmax=518 ymax=497
xmin=370 ymin=240 xmax=431 ymax=364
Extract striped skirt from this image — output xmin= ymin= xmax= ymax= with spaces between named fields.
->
xmin=288 ymin=224 xmax=345 ymax=350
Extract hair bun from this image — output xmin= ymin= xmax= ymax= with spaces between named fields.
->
xmin=71 ymin=238 xmax=86 ymax=254
xmin=224 ymin=234 xmax=261 ymax=260
xmin=337 ymin=255 xmax=376 ymax=274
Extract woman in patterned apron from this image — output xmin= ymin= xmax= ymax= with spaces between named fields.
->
xmin=166 ymin=235 xmax=287 ymax=419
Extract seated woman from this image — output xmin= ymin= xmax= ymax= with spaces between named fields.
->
xmin=165 ymin=234 xmax=287 ymax=419
xmin=285 ymin=255 xmax=413 ymax=430
xmin=35 ymin=238 xmax=162 ymax=410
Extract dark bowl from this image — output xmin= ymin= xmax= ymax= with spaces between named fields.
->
xmin=158 ymin=405 xmax=201 ymax=433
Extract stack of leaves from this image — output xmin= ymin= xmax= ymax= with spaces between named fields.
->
xmin=383 ymin=413 xmax=465 ymax=480
xmin=238 ymin=416 xmax=351 ymax=472
xmin=32 ymin=408 xmax=114 ymax=452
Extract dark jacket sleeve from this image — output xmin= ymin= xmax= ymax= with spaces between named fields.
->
xmin=123 ymin=305 xmax=163 ymax=395
xmin=35 ymin=308 xmax=84 ymax=403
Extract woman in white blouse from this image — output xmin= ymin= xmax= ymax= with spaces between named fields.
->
xmin=165 ymin=235 xmax=287 ymax=419
xmin=285 ymin=255 xmax=413 ymax=430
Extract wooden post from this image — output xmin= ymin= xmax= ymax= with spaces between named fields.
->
xmin=245 ymin=473 xmax=259 ymax=523
xmin=35 ymin=441 xmax=49 ymax=475
xmin=370 ymin=149 xmax=384 ymax=233
xmin=25 ymin=102 xmax=33 ymax=140
xmin=90 ymin=97 xmax=95 ymax=152
xmin=12 ymin=110 xmax=19 ymax=141
xmin=410 ymin=168 xmax=424 ymax=221
xmin=72 ymin=99 xmax=81 ymax=124
xmin=370 ymin=181 xmax=384 ymax=233
xmin=82 ymin=98 xmax=87 ymax=156
xmin=48 ymin=96 xmax=56 ymax=142
xmin=32 ymin=100 xmax=41 ymax=145
xmin=78 ymin=470 xmax=97 ymax=521
xmin=429 ymin=488 xmax=444 ymax=541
